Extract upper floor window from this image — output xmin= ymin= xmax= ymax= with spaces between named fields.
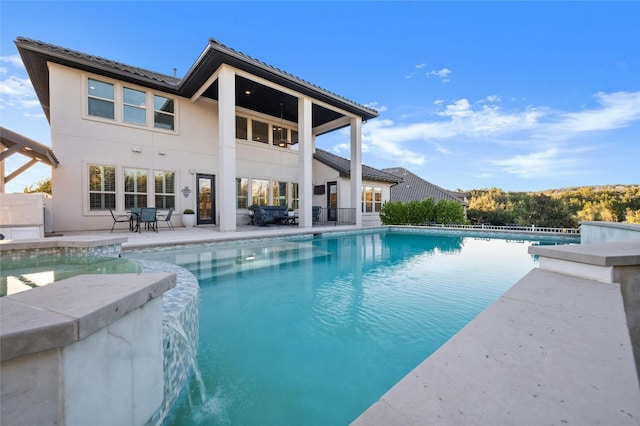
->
xmin=88 ymin=79 xmax=114 ymax=119
xmin=154 ymin=95 xmax=175 ymax=130
xmin=236 ymin=116 xmax=248 ymax=140
xmin=252 ymin=120 xmax=269 ymax=144
xmin=123 ymin=87 xmax=147 ymax=125
xmin=88 ymin=165 xmax=116 ymax=210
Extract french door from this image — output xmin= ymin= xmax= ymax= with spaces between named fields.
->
xmin=196 ymin=174 xmax=215 ymax=225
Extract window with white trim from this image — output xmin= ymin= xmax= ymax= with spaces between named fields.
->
xmin=252 ymin=179 xmax=269 ymax=206
xmin=154 ymin=171 xmax=175 ymax=209
xmin=124 ymin=168 xmax=148 ymax=209
xmin=362 ymin=186 xmax=383 ymax=213
xmin=89 ymin=165 xmax=116 ymax=210
xmin=154 ymin=95 xmax=174 ymax=130
xmin=236 ymin=177 xmax=249 ymax=208
xmin=123 ymin=87 xmax=147 ymax=125
xmin=88 ymin=79 xmax=114 ymax=119
xmin=236 ymin=116 xmax=248 ymax=140
xmin=252 ymin=120 xmax=269 ymax=144
xmin=273 ymin=181 xmax=288 ymax=207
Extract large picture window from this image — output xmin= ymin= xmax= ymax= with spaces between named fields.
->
xmin=123 ymin=87 xmax=147 ymax=125
xmin=154 ymin=95 xmax=175 ymax=130
xmin=88 ymin=78 xmax=114 ymax=119
xmin=251 ymin=179 xmax=269 ymax=206
xmin=154 ymin=171 xmax=175 ymax=209
xmin=236 ymin=177 xmax=249 ymax=209
xmin=88 ymin=165 xmax=116 ymax=210
xmin=124 ymin=168 xmax=148 ymax=209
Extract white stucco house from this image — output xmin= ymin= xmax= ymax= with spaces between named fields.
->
xmin=14 ymin=37 xmax=391 ymax=232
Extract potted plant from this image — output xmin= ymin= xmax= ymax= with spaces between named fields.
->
xmin=182 ymin=208 xmax=195 ymax=228
xmin=288 ymin=207 xmax=295 ymax=217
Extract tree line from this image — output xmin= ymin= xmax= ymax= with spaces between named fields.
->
xmin=466 ymin=185 xmax=640 ymax=227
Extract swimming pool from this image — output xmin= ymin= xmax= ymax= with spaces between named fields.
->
xmin=126 ymin=230 xmax=571 ymax=425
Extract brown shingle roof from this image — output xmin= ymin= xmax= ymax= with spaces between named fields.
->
xmin=382 ymin=167 xmax=467 ymax=205
xmin=314 ymin=149 xmax=402 ymax=183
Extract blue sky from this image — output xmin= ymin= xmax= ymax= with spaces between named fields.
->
xmin=1 ymin=1 xmax=639 ymax=193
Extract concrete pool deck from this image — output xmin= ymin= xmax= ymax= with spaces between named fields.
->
xmin=3 ymin=225 xmax=638 ymax=424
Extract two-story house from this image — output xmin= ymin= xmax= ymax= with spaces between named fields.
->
xmin=15 ymin=37 xmax=382 ymax=232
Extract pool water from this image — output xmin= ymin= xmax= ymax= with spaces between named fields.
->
xmin=0 ymin=255 xmax=142 ymax=297
xmin=128 ymin=231 xmax=567 ymax=425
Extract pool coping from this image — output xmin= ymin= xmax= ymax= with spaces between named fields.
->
xmin=352 ymin=238 xmax=640 ymax=425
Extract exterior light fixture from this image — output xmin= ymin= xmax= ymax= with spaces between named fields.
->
xmin=277 ymin=103 xmax=289 ymax=148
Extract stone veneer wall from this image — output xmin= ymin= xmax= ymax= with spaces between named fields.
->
xmin=135 ymin=259 xmax=200 ymax=425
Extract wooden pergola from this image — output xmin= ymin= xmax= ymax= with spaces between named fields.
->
xmin=0 ymin=126 xmax=58 ymax=192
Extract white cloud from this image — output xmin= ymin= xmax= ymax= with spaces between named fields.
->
xmin=487 ymin=147 xmax=587 ymax=179
xmin=427 ymin=67 xmax=452 ymax=83
xmin=0 ymin=54 xmax=25 ymax=69
xmin=364 ymin=101 xmax=387 ymax=113
xmin=351 ymin=90 xmax=640 ymax=176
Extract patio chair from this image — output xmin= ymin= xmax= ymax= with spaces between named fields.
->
xmin=138 ymin=207 xmax=158 ymax=233
xmin=109 ymin=208 xmax=131 ymax=233
xmin=157 ymin=207 xmax=175 ymax=230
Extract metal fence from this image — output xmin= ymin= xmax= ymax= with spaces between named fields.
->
xmin=313 ymin=208 xmax=356 ymax=225
xmin=423 ymin=223 xmax=580 ymax=234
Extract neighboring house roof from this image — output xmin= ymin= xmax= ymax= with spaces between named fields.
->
xmin=1 ymin=126 xmax=59 ymax=168
xmin=314 ymin=149 xmax=402 ymax=184
xmin=15 ymin=37 xmax=378 ymax=129
xmin=382 ymin=167 xmax=467 ymax=206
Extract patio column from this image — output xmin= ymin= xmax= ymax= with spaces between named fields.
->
xmin=298 ymin=96 xmax=313 ymax=228
xmin=350 ymin=116 xmax=363 ymax=227
xmin=218 ymin=66 xmax=236 ymax=232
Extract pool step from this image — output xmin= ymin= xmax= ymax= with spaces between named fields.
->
xmin=147 ymin=241 xmax=330 ymax=280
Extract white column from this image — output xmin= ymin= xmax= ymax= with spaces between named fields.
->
xmin=298 ymin=97 xmax=313 ymax=228
xmin=350 ymin=116 xmax=363 ymax=227
xmin=218 ymin=66 xmax=236 ymax=232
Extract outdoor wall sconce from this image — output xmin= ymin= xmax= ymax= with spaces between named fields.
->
xmin=158 ymin=150 xmax=167 ymax=156
xmin=182 ymin=186 xmax=191 ymax=198
xmin=131 ymin=145 xmax=141 ymax=153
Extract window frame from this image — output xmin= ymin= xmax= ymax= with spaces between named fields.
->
xmin=84 ymin=74 xmax=178 ymax=133
xmin=88 ymin=164 xmax=117 ymax=211
xmin=154 ymin=170 xmax=176 ymax=210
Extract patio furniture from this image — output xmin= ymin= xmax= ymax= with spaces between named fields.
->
xmin=137 ymin=207 xmax=158 ymax=233
xmin=157 ymin=207 xmax=175 ymax=230
xmin=129 ymin=207 xmax=141 ymax=231
xmin=312 ymin=206 xmax=322 ymax=224
xmin=109 ymin=208 xmax=131 ymax=233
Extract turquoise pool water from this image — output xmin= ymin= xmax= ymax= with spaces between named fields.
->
xmin=128 ymin=230 xmax=569 ymax=425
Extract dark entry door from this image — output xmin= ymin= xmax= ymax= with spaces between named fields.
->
xmin=196 ymin=174 xmax=215 ymax=225
xmin=327 ymin=181 xmax=337 ymax=222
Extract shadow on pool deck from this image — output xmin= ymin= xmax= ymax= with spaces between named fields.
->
xmin=59 ymin=223 xmax=362 ymax=250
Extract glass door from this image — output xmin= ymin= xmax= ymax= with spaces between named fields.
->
xmin=327 ymin=181 xmax=337 ymax=222
xmin=196 ymin=174 xmax=215 ymax=225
